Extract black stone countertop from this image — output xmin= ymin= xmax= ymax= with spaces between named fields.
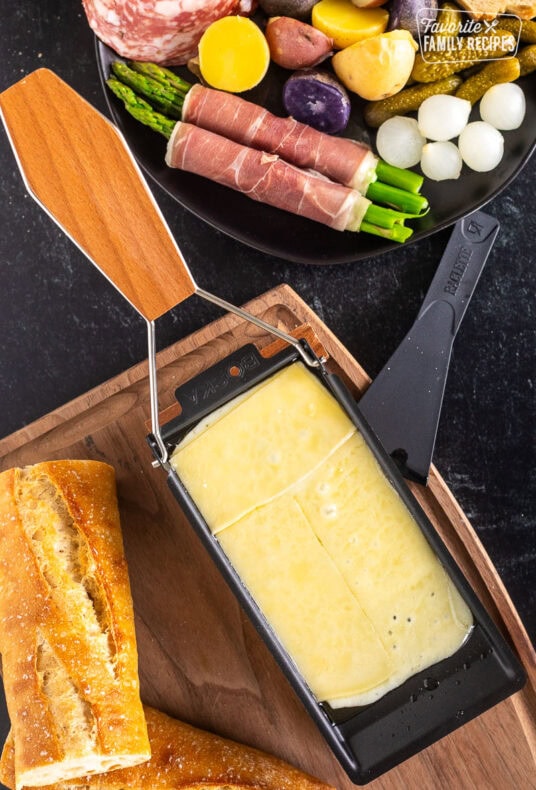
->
xmin=0 ymin=0 xmax=534 ymax=779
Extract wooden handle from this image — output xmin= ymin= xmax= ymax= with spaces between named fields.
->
xmin=0 ymin=69 xmax=196 ymax=321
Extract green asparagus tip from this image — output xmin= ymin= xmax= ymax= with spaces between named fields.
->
xmin=111 ymin=61 xmax=184 ymax=119
xmin=375 ymin=160 xmax=424 ymax=194
xmin=129 ymin=60 xmax=192 ymax=95
xmin=106 ymin=77 xmax=176 ymax=139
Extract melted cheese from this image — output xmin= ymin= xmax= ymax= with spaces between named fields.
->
xmin=171 ymin=363 xmax=473 ymax=707
xmin=293 ymin=435 xmax=473 ymax=705
xmin=173 ymin=363 xmax=355 ymax=531
xmin=218 ymin=497 xmax=392 ymax=701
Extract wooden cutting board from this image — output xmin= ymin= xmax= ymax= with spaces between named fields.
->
xmin=0 ymin=285 xmax=534 ymax=789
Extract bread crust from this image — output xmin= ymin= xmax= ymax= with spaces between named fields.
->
xmin=0 ymin=461 xmax=150 ymax=789
xmin=0 ymin=706 xmax=335 ymax=789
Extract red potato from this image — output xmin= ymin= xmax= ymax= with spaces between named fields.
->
xmin=265 ymin=16 xmax=334 ymax=69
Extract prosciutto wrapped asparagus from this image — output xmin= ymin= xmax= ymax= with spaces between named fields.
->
xmin=181 ymin=83 xmax=379 ymax=193
xmin=166 ymin=121 xmax=371 ymax=232
xmin=111 ymin=60 xmax=427 ymax=204
xmin=107 ymin=63 xmax=429 ymax=241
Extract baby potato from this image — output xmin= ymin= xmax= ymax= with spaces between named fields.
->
xmin=198 ymin=16 xmax=270 ymax=93
xmin=265 ymin=16 xmax=334 ymax=69
xmin=312 ymin=0 xmax=389 ymax=49
xmin=332 ymin=29 xmax=418 ymax=100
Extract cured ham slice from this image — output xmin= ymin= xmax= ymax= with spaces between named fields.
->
xmin=82 ymin=0 xmax=254 ymax=66
xmin=182 ymin=84 xmax=378 ymax=191
xmin=165 ymin=122 xmax=371 ymax=232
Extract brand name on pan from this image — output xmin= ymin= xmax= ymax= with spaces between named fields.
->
xmin=184 ymin=351 xmax=261 ymax=406
xmin=444 ymin=246 xmax=472 ymax=295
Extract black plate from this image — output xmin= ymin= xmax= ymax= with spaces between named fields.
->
xmin=96 ymin=39 xmax=536 ymax=265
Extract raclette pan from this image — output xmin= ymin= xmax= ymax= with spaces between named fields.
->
xmin=0 ymin=69 xmax=526 ymax=785
xmin=158 ymin=342 xmax=525 ymax=784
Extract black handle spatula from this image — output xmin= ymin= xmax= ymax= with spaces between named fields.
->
xmin=358 ymin=210 xmax=500 ymax=484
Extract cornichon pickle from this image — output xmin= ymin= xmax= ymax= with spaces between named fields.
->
xmin=519 ymin=44 xmax=536 ymax=76
xmin=364 ymin=76 xmax=463 ymax=127
xmin=498 ymin=17 xmax=536 ymax=44
xmin=455 ymin=58 xmax=521 ymax=104
xmin=411 ymin=29 xmax=517 ymax=82
xmin=435 ymin=2 xmax=462 ymax=37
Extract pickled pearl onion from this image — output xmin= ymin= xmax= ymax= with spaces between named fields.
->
xmin=376 ymin=116 xmax=425 ymax=169
xmin=480 ymin=83 xmax=526 ymax=130
xmin=458 ymin=122 xmax=504 ymax=172
xmin=417 ymin=94 xmax=471 ymax=141
xmin=420 ymin=141 xmax=462 ymax=181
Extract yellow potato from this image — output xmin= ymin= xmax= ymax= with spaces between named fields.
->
xmin=332 ymin=30 xmax=418 ymax=101
xmin=198 ymin=16 xmax=270 ymax=93
xmin=312 ymin=0 xmax=389 ymax=49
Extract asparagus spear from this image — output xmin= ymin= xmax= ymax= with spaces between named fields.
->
xmin=129 ymin=61 xmax=192 ymax=94
xmin=111 ymin=61 xmax=185 ymax=119
xmin=107 ymin=79 xmax=176 ymax=138
xmin=367 ymin=181 xmax=429 ymax=215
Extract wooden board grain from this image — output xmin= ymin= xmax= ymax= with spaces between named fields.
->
xmin=0 ymin=284 xmax=534 ymax=789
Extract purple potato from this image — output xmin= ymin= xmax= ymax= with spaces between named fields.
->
xmin=283 ymin=70 xmax=351 ymax=134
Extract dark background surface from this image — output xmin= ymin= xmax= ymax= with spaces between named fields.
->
xmin=0 ymin=0 xmax=534 ymax=782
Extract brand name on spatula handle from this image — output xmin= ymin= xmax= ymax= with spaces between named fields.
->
xmin=444 ymin=246 xmax=473 ymax=296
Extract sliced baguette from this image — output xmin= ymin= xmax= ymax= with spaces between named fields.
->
xmin=0 ymin=461 xmax=150 ymax=789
